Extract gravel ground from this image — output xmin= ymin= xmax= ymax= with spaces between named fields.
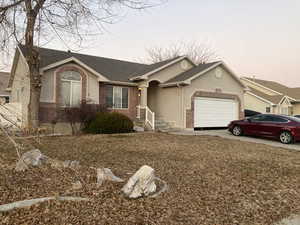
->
xmin=0 ymin=133 xmax=300 ymax=225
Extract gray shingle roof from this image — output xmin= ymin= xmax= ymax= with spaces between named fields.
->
xmin=244 ymin=77 xmax=300 ymax=100
xmin=0 ymin=72 xmax=10 ymax=96
xmin=164 ymin=61 xmax=220 ymax=83
xmin=248 ymin=88 xmax=284 ymax=104
xmin=18 ymin=45 xmax=180 ymax=83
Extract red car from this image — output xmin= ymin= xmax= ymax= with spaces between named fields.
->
xmin=228 ymin=114 xmax=300 ymax=144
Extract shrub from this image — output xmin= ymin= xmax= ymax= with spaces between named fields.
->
xmin=85 ymin=112 xmax=134 ymax=134
xmin=61 ymin=100 xmax=107 ymax=135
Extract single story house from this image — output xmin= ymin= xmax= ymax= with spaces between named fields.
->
xmin=7 ymin=45 xmax=246 ymax=130
xmin=241 ymin=77 xmax=300 ymax=115
xmin=0 ymin=72 xmax=10 ymax=104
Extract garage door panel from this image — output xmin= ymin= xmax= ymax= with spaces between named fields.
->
xmin=194 ymin=97 xmax=238 ymax=128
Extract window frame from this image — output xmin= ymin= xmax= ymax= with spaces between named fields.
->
xmin=60 ymin=71 xmax=82 ymax=107
xmin=266 ymin=107 xmax=271 ymax=113
xmin=106 ymin=85 xmax=129 ymax=109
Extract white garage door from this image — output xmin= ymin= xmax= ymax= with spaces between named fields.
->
xmin=194 ymin=97 xmax=238 ymax=128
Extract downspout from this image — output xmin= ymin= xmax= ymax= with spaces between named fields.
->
xmin=176 ymin=83 xmax=184 ymax=129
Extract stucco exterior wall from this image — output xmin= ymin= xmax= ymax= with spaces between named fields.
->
xmin=244 ymin=92 xmax=270 ymax=113
xmin=87 ymin=73 xmax=100 ymax=104
xmin=148 ymin=85 xmax=182 ymax=127
xmin=292 ymin=103 xmax=300 ymax=115
xmin=140 ymin=59 xmax=193 ymax=85
xmin=40 ymin=69 xmax=55 ymax=102
xmin=10 ymin=54 xmax=29 ymax=125
xmin=241 ymin=79 xmax=279 ymax=96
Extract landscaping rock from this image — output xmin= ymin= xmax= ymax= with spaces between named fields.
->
xmin=97 ymin=168 xmax=124 ymax=186
xmin=15 ymin=149 xmax=48 ymax=171
xmin=62 ymin=160 xmax=80 ymax=169
xmin=72 ymin=181 xmax=83 ymax=190
xmin=122 ymin=165 xmax=156 ymax=198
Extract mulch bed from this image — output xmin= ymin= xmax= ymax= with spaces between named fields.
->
xmin=0 ymin=133 xmax=300 ymax=225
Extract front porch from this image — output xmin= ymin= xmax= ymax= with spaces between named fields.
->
xmin=136 ymin=80 xmax=176 ymax=131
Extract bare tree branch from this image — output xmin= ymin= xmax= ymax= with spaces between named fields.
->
xmin=144 ymin=41 xmax=220 ymax=65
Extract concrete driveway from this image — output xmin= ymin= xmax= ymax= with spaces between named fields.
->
xmin=170 ymin=129 xmax=300 ymax=152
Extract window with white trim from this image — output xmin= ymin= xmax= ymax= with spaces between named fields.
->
xmin=106 ymin=85 xmax=129 ymax=109
xmin=266 ymin=107 xmax=271 ymax=113
xmin=60 ymin=71 xmax=81 ymax=107
xmin=280 ymin=107 xmax=288 ymax=115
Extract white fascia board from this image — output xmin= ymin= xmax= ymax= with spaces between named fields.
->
xmin=40 ymin=57 xmax=109 ymax=82
xmin=159 ymin=81 xmax=189 ymax=88
xmin=241 ymin=77 xmax=283 ymax=95
xmin=129 ymin=56 xmax=186 ymax=81
xmin=101 ymin=81 xmax=138 ymax=86
xmin=246 ymin=91 xmax=275 ymax=105
xmin=279 ymin=96 xmax=292 ymax=106
xmin=286 ymin=95 xmax=297 ymax=102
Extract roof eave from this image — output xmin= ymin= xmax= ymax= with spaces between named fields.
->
xmin=246 ymin=91 xmax=276 ymax=105
xmin=241 ymin=77 xmax=283 ymax=95
xmin=40 ymin=57 xmax=110 ymax=82
xmin=129 ymin=56 xmax=187 ymax=81
xmin=101 ymin=80 xmax=138 ymax=86
xmin=159 ymin=81 xmax=189 ymax=88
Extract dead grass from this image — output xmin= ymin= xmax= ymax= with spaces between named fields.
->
xmin=0 ymin=133 xmax=300 ymax=225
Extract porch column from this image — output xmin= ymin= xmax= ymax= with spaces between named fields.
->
xmin=140 ymin=86 xmax=148 ymax=107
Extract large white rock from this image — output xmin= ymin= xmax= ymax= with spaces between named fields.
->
xmin=122 ymin=165 xmax=156 ymax=198
xmin=97 ymin=168 xmax=124 ymax=186
xmin=15 ymin=149 xmax=48 ymax=171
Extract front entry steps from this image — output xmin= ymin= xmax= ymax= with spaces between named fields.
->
xmin=155 ymin=119 xmax=170 ymax=131
xmin=134 ymin=118 xmax=180 ymax=132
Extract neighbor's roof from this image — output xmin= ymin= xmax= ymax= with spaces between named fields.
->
xmin=165 ymin=61 xmax=220 ymax=83
xmin=0 ymin=72 xmax=10 ymax=96
xmin=248 ymin=87 xmax=284 ymax=104
xmin=18 ymin=45 xmax=180 ymax=83
xmin=244 ymin=77 xmax=300 ymax=100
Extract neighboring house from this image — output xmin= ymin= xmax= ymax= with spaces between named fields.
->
xmin=241 ymin=77 xmax=300 ymax=115
xmin=0 ymin=72 xmax=10 ymax=104
xmin=7 ymin=45 xmax=246 ymax=129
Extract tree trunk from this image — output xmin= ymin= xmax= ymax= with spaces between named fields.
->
xmin=24 ymin=11 xmax=41 ymax=128
xmin=28 ymin=81 xmax=41 ymax=128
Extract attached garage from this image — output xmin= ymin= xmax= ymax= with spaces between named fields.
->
xmin=194 ymin=97 xmax=239 ymax=128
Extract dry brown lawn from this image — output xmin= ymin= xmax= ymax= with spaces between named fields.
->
xmin=0 ymin=133 xmax=300 ymax=225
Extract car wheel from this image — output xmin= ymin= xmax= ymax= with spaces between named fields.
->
xmin=279 ymin=131 xmax=293 ymax=144
xmin=232 ymin=126 xmax=242 ymax=136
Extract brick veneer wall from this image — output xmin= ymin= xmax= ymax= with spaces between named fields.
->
xmin=186 ymin=91 xmax=244 ymax=128
xmin=39 ymin=65 xmax=87 ymax=123
xmin=99 ymin=82 xmax=139 ymax=120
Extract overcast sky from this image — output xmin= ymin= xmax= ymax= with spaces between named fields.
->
xmin=2 ymin=0 xmax=300 ymax=87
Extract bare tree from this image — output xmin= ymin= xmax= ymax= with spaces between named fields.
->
xmin=145 ymin=41 xmax=219 ymax=65
xmin=0 ymin=0 xmax=164 ymax=128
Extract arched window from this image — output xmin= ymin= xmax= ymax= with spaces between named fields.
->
xmin=60 ymin=71 xmax=81 ymax=107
